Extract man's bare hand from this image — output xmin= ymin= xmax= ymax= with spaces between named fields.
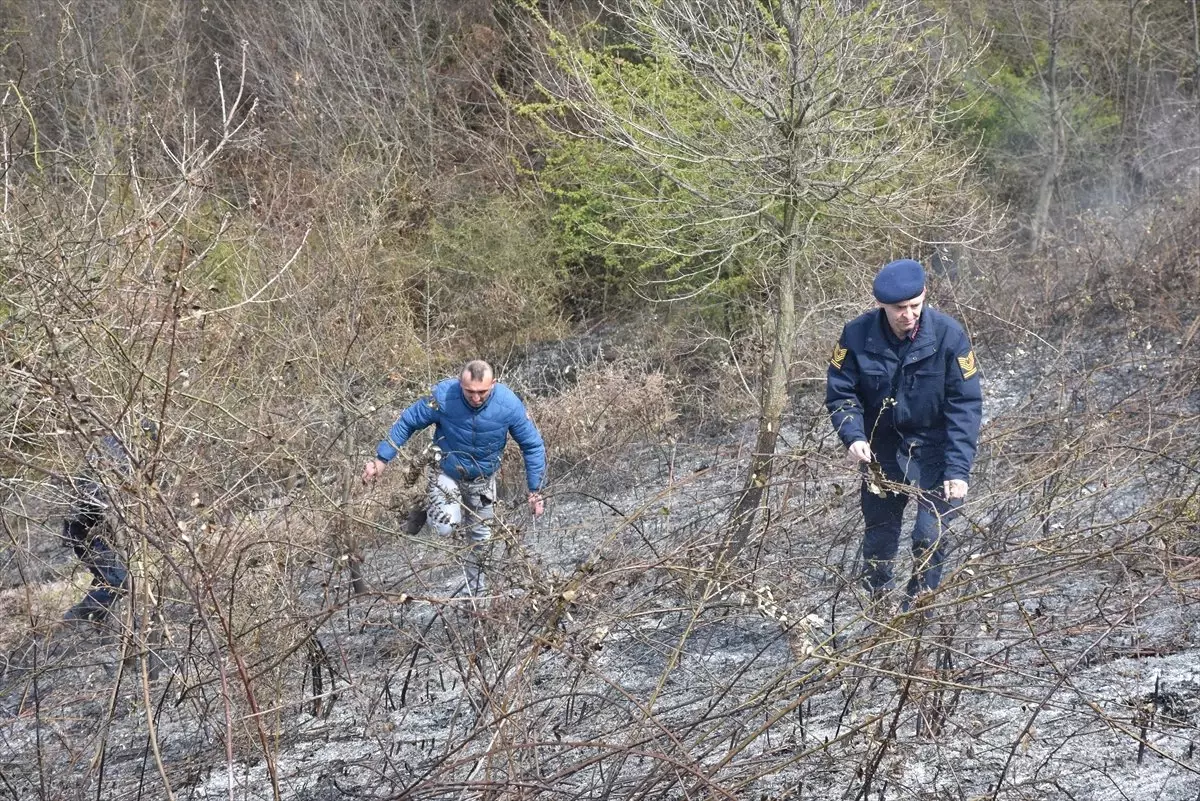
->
xmin=847 ymin=440 xmax=873 ymax=465
xmin=943 ymin=479 xmax=969 ymax=500
xmin=528 ymin=492 xmax=545 ymax=518
xmin=362 ymin=458 xmax=387 ymax=484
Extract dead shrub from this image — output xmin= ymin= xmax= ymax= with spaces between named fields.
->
xmin=525 ymin=364 xmax=678 ymax=474
xmin=159 ymin=511 xmax=322 ymax=753
xmin=974 ymin=191 xmax=1200 ymax=337
xmin=0 ymin=580 xmax=75 ymax=651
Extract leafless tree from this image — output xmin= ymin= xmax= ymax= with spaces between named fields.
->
xmin=522 ymin=0 xmax=989 ymax=564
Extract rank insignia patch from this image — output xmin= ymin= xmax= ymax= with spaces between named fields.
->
xmin=830 ymin=343 xmax=848 ymax=370
xmin=957 ymin=350 xmax=978 ymax=379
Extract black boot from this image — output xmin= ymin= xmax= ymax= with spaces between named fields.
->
xmin=403 ymin=508 xmax=427 ymax=535
xmin=64 ymin=597 xmax=109 ymax=623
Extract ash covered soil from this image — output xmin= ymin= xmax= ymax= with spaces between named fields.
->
xmin=2 ymin=333 xmax=1199 ymax=800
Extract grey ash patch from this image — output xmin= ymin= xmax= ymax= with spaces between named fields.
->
xmin=2 ymin=332 xmax=1200 ymax=800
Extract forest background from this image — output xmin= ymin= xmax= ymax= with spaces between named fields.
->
xmin=1 ymin=1 xmax=1199 ymax=799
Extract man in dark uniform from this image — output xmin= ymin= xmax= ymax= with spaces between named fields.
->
xmin=825 ymin=259 xmax=982 ymax=608
xmin=62 ymin=434 xmax=132 ymax=623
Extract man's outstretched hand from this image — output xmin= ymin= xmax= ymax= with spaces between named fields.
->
xmin=362 ymin=458 xmax=387 ymax=484
xmin=528 ymin=492 xmax=545 ymax=518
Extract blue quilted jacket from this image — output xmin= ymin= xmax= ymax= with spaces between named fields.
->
xmin=375 ymin=378 xmax=546 ymax=491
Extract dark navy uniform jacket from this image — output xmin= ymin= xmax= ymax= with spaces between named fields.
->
xmin=825 ymin=306 xmax=982 ymax=482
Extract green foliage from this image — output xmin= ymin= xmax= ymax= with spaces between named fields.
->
xmin=933 ymin=0 xmax=1200 ymax=220
xmin=950 ymin=54 xmax=1120 ymax=205
xmin=195 ymin=237 xmax=243 ymax=300
xmin=413 ymin=195 xmax=568 ymax=355
xmin=519 ymin=0 xmax=985 ymax=331
xmin=530 ymin=50 xmax=761 ymax=313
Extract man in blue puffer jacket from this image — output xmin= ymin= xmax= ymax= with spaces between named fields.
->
xmin=362 ymin=360 xmax=546 ymax=596
xmin=825 ymin=259 xmax=982 ymax=611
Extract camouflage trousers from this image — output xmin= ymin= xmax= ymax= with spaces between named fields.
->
xmin=426 ymin=470 xmax=496 ymax=595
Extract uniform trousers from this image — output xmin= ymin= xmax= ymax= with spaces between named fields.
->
xmin=860 ymin=441 xmax=959 ymax=601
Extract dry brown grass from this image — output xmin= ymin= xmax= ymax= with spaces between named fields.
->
xmin=526 ymin=364 xmax=678 ymax=471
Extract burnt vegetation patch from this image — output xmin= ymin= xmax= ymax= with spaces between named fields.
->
xmin=1 ymin=0 xmax=1199 ymax=799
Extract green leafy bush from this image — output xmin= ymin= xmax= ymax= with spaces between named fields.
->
xmin=411 ymin=195 xmax=568 ymax=356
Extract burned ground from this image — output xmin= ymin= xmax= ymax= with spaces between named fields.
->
xmin=2 ymin=332 xmax=1199 ymax=801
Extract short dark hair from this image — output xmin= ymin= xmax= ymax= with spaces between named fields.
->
xmin=462 ymin=360 xmax=493 ymax=381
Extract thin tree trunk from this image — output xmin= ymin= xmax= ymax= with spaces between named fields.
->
xmin=1113 ymin=0 xmax=1136 ymax=203
xmin=338 ymin=413 xmax=368 ymax=596
xmin=721 ymin=251 xmax=796 ymax=564
xmin=719 ymin=8 xmax=807 ymax=566
xmin=721 ymin=180 xmax=803 ymax=564
xmin=1029 ymin=0 xmax=1065 ymax=254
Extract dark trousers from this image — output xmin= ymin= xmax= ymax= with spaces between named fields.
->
xmin=860 ymin=449 xmax=959 ymax=598
xmin=64 ymin=515 xmax=128 ymax=610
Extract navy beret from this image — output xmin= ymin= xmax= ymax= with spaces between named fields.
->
xmin=872 ymin=259 xmax=926 ymax=303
